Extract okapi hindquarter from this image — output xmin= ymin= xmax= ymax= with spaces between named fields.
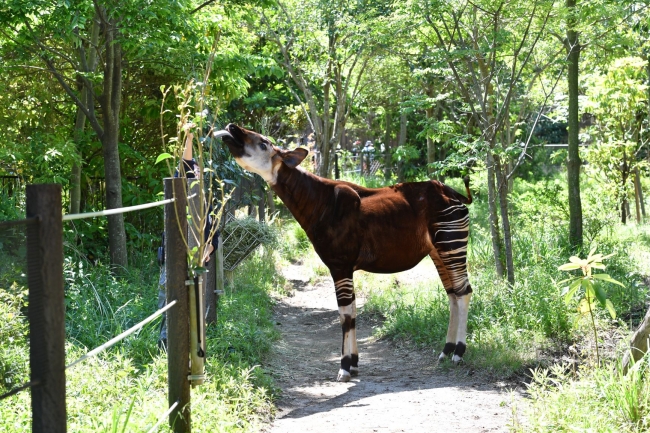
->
xmin=219 ymin=123 xmax=473 ymax=381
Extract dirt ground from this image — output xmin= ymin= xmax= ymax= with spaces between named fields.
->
xmin=263 ymin=261 xmax=527 ymax=433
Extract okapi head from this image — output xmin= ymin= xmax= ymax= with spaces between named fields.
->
xmin=220 ymin=123 xmax=308 ymax=184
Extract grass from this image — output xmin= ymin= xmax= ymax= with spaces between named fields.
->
xmin=1 ymin=169 xmax=649 ymax=431
xmin=516 ymin=353 xmax=650 ymax=432
xmin=0 ymin=238 xmax=282 ymax=432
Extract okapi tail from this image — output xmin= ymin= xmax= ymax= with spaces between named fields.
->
xmin=461 ymin=175 xmax=473 ymax=205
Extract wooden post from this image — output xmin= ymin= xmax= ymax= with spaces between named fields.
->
xmin=187 ymin=179 xmax=205 ymax=387
xmin=165 ymin=178 xmax=190 ymax=433
xmin=26 ymin=184 xmax=66 ymax=433
xmin=204 ymin=247 xmax=217 ymax=324
xmin=215 ymin=233 xmax=225 ymax=304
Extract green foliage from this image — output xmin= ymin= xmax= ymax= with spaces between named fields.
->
xmin=558 ymin=247 xmax=623 ymax=364
xmin=359 ymin=172 xmax=648 ymax=377
xmin=0 ymin=245 xmax=280 ymax=432
xmin=522 ymin=354 xmax=650 ymax=432
xmin=0 ymin=283 xmax=29 ymax=394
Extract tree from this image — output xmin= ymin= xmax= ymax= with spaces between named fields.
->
xmin=583 ymin=57 xmax=648 ymax=224
xmin=260 ymin=0 xmax=385 ymax=177
xmin=0 ymin=0 xmax=198 ymax=270
xmin=415 ymin=0 xmax=555 ymax=284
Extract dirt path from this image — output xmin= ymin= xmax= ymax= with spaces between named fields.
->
xmin=263 ymin=261 xmax=525 ymax=433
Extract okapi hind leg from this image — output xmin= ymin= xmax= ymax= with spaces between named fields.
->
xmin=333 ymin=275 xmax=358 ymax=382
xmin=452 ymin=292 xmax=471 ymax=364
xmin=439 ymin=293 xmax=459 ymax=361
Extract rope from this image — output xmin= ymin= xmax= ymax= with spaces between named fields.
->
xmin=66 ymin=300 xmax=178 ymax=369
xmin=146 ymin=401 xmax=179 ymax=433
xmin=0 ymin=380 xmax=40 ymax=401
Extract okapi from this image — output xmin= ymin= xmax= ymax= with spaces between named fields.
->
xmin=218 ymin=124 xmax=473 ymax=382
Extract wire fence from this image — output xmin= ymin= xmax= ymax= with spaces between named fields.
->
xmin=0 ymin=181 xmax=208 ymax=433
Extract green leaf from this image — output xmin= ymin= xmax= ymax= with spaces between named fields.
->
xmin=569 ymin=256 xmax=584 ymax=264
xmin=563 ymin=279 xmax=582 ymax=304
xmin=581 ymin=279 xmax=595 ymax=299
xmin=592 ymin=274 xmax=625 ymax=287
xmin=559 ymin=263 xmax=581 ymax=271
xmin=592 ymin=281 xmax=608 ymax=308
xmin=605 ymin=299 xmax=616 ymax=319
xmin=155 ymin=153 xmax=173 ymax=164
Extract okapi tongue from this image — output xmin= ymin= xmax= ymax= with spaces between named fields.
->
xmin=212 ymin=129 xmax=233 ymax=139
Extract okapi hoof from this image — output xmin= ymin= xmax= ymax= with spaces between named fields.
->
xmin=350 ymin=366 xmax=359 ymax=376
xmin=337 ymin=369 xmax=352 ymax=382
xmin=452 ymin=342 xmax=466 ymax=364
xmin=438 ymin=342 xmax=456 ymax=361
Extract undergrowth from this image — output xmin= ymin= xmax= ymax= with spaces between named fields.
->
xmin=515 ymin=353 xmax=650 ymax=432
xmin=0 ymin=243 xmax=280 ymax=432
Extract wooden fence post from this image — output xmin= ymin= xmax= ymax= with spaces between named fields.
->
xmin=187 ymin=179 xmax=205 ymax=387
xmin=205 ymin=246 xmax=216 ymax=324
xmin=215 ymin=232 xmax=225 ymax=305
xmin=26 ymin=184 xmax=66 ymax=433
xmin=164 ymin=178 xmax=190 ymax=433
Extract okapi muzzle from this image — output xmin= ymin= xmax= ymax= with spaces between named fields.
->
xmin=216 ymin=124 xmax=474 ymax=382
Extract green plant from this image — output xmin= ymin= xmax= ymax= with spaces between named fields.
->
xmin=558 ymin=247 xmax=624 ymax=364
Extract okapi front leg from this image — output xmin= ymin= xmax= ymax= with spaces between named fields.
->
xmin=334 ymin=276 xmax=357 ymax=382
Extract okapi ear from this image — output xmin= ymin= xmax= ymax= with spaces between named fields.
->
xmin=280 ymin=147 xmax=308 ymax=168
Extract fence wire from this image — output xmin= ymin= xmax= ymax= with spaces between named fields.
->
xmin=0 ymin=380 xmax=40 ymax=401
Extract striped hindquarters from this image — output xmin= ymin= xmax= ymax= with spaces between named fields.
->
xmin=431 ymin=204 xmax=472 ymax=296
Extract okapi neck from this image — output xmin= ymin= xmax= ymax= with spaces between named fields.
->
xmin=271 ymin=165 xmax=329 ymax=231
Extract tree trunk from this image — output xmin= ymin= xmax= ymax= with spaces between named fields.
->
xmin=70 ymin=16 xmax=100 ymax=214
xmin=487 ymin=152 xmax=505 ymax=278
xmin=267 ymin=188 xmax=276 ymax=216
xmin=397 ymin=108 xmax=407 ymax=183
xmin=101 ymin=14 xmax=128 ymax=270
xmin=566 ymin=0 xmax=583 ymax=250
xmin=70 ymin=109 xmax=84 ymax=214
xmin=495 ymin=155 xmax=515 ymax=284
xmin=257 ymin=182 xmax=266 ymax=222
xmin=426 ymin=85 xmax=436 ymax=178
xmin=384 ymin=106 xmax=392 ymax=180
xmin=317 ymin=37 xmax=334 ymax=178
xmin=621 ymin=306 xmax=650 ymax=374
xmin=634 ymin=167 xmax=645 ymax=220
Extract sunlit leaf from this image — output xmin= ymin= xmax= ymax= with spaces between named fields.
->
xmin=559 ymin=263 xmax=581 ymax=271
xmin=578 ymin=298 xmax=594 ymax=314
xmin=155 ymin=153 xmax=173 ymax=164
